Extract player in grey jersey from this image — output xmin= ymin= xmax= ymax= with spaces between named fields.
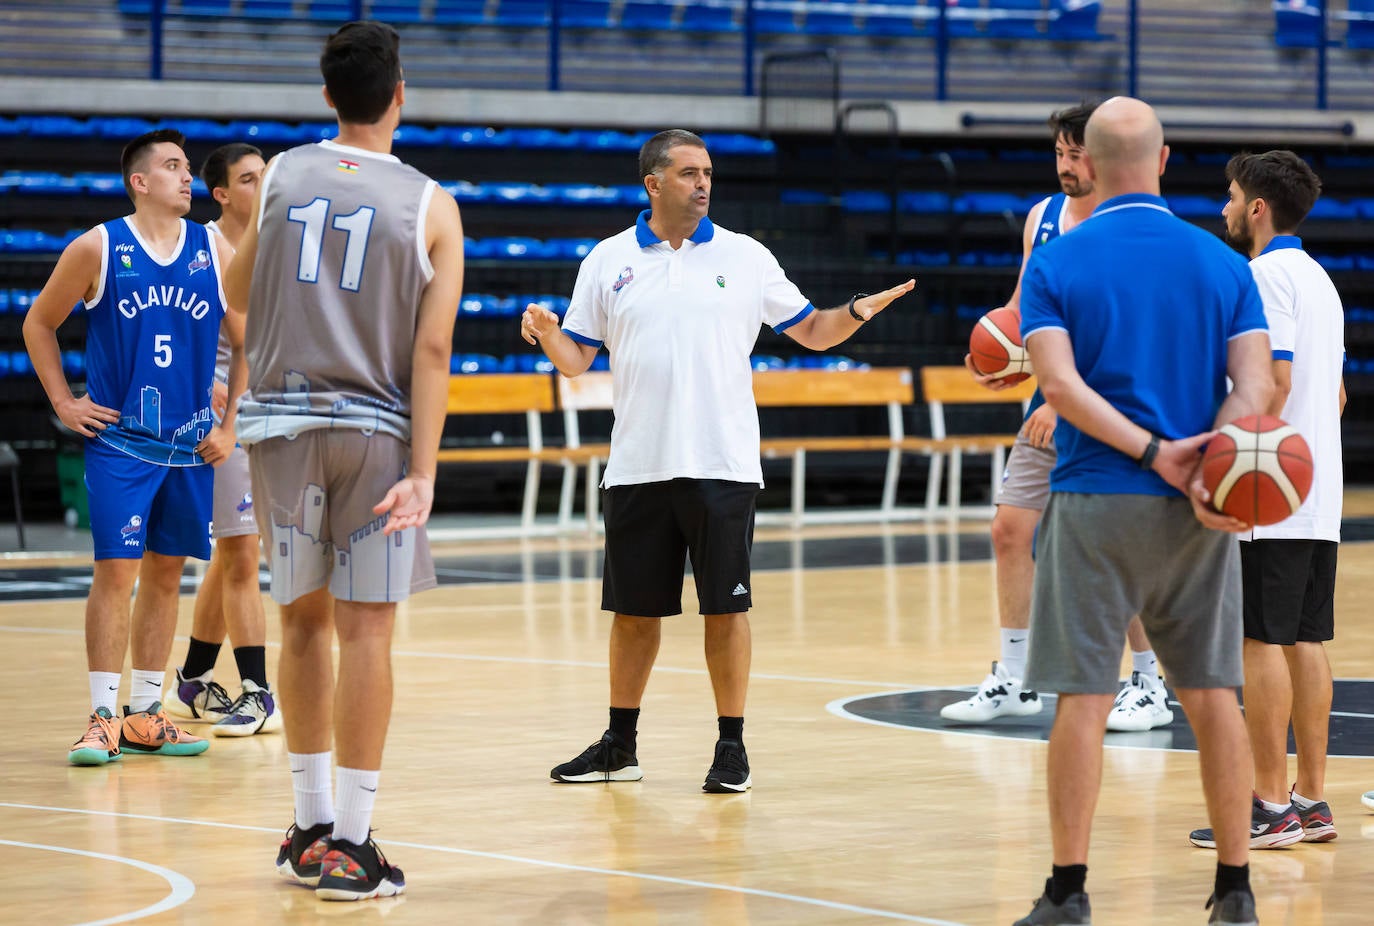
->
xmin=223 ymin=20 xmax=464 ymax=902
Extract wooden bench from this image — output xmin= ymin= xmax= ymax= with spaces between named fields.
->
xmin=436 ymin=373 xmax=557 ymax=532
xmin=917 ymin=365 xmax=1038 ymax=519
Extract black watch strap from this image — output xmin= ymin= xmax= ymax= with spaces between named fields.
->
xmin=1137 ymin=433 xmax=1160 ymax=470
xmin=848 ymin=293 xmax=871 ymax=322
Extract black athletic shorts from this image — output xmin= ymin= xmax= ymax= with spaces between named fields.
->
xmin=1241 ymin=539 xmax=1338 ymax=645
xmin=601 ymin=478 xmax=759 ymax=617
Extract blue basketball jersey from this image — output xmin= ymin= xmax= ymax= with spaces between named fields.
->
xmin=1033 ymin=193 xmax=1068 ymax=249
xmin=84 ymin=217 xmax=225 ymax=466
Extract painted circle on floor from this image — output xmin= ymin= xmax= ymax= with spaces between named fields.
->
xmin=829 ymin=680 xmax=1374 ymax=757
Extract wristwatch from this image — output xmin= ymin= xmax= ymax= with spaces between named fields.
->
xmin=848 ymin=293 xmax=871 ymax=322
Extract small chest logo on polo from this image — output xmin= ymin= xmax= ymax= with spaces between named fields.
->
xmin=120 ymin=515 xmax=144 ymax=545
xmin=187 ymin=249 xmax=211 ymax=276
xmin=716 ymin=275 xmax=726 ymax=288
xmin=612 ymin=266 xmax=634 ymax=292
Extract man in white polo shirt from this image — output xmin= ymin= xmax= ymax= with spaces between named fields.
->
xmin=1188 ymin=150 xmax=1346 ymax=851
xmin=521 ymin=129 xmax=914 ymax=792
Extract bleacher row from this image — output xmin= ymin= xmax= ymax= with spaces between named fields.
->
xmin=115 ymin=0 xmax=1106 ymax=40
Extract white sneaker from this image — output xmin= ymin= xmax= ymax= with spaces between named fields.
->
xmin=164 ymin=667 xmax=235 ymax=723
xmin=210 ymin=679 xmax=282 ymax=737
xmin=1361 ymin=790 xmax=1374 ymax=811
xmin=1106 ymin=671 xmax=1173 ymax=732
xmin=939 ymin=661 xmax=1042 ymax=724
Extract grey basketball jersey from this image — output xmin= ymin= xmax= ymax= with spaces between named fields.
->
xmin=207 ymin=220 xmax=233 ymax=384
xmin=236 ymin=140 xmax=437 ymax=446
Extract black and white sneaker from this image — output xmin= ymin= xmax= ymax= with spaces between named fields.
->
xmin=703 ymin=739 xmax=751 ymax=793
xmin=550 ymin=732 xmax=643 ymax=783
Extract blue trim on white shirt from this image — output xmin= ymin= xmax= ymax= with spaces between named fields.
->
xmin=1260 ymin=235 xmax=1303 ymax=256
xmin=773 ymin=302 xmax=814 ymax=333
xmin=634 ymin=210 xmax=715 ymax=248
xmin=565 ymin=330 xmax=603 ymax=348
xmin=1273 ymin=349 xmax=1295 ymax=361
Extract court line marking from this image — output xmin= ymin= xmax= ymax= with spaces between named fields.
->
xmin=0 ymin=802 xmax=967 ymax=926
xmin=0 ymin=838 xmax=195 ymax=925
xmin=825 ymin=691 xmax=1374 ymax=759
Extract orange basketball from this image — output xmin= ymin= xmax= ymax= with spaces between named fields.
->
xmin=1200 ymin=415 xmax=1314 ymax=526
xmin=969 ymin=306 xmax=1032 ymax=385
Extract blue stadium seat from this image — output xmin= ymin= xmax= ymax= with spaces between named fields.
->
xmin=780 ymin=189 xmax=830 ymax=206
xmin=955 ymin=192 xmax=1027 ymax=214
xmin=1274 ymin=0 xmax=1322 ymax=48
xmin=93 ymin=117 xmax=157 ymax=140
xmin=0 ymin=117 xmax=27 ymax=138
xmin=241 ymin=0 xmax=296 ymax=17
xmin=444 ymin=181 xmax=486 ymax=203
xmin=446 ymin=126 xmax=513 ymax=147
xmin=863 ymin=0 xmax=926 ymax=37
xmin=1307 ymin=198 xmax=1358 ymax=220
xmin=987 ymin=0 xmax=1042 ymax=39
xmin=62 ymin=351 xmax=85 ymax=378
xmin=28 ymin=116 xmax=92 ymax=138
xmin=940 ymin=0 xmax=981 ymax=38
xmin=460 ymin=294 xmax=495 ymax=316
xmin=1315 ymin=254 xmax=1353 ymax=272
xmin=1048 ymin=0 xmax=1105 ymax=39
xmin=369 ymin=1 xmax=426 ymax=22
xmin=8 ymin=351 xmax=32 ymax=378
xmin=486 ymin=182 xmax=554 ymax=204
xmin=610 ymin=184 xmax=650 ymax=205
xmin=508 ymin=354 xmax=557 ymax=373
xmin=804 ymin=3 xmax=862 ymax=35
xmin=549 ymin=239 xmax=598 ymax=260
xmin=225 ymin=120 xmax=308 ymax=144
xmin=453 ymin=354 xmax=504 ymax=374
xmin=432 ymin=0 xmax=490 ymax=23
xmin=752 ymin=355 xmax=787 ymax=371
xmin=493 ymin=0 xmax=550 ymax=24
xmin=464 ymin=238 xmax=496 ymax=259
xmin=1347 ymin=0 xmax=1374 ymax=48
xmin=820 ymin=355 xmax=867 ymax=370
xmin=72 ymin=173 xmax=127 ymax=196
xmin=9 ymin=172 xmax=82 ymax=195
xmin=392 ymin=125 xmax=448 ymax=147
xmin=559 ymin=0 xmax=612 ymax=26
xmin=898 ymin=191 xmax=952 ymax=213
xmin=118 ymin=0 xmax=152 ymax=13
xmin=545 ymin=184 xmax=621 ymax=205
xmin=621 ymin=0 xmax=676 ymax=29
xmin=308 ymin=1 xmax=354 ymax=19
xmin=700 ymin=132 xmax=774 ymax=156
xmin=180 ymin=0 xmax=233 ymax=15
xmin=506 ymin=127 xmax=580 ymax=149
xmin=1166 ymin=195 xmax=1223 ymax=218
xmin=167 ymin=118 xmax=235 ymax=142
xmin=752 ymin=1 xmax=802 ymax=33
xmin=841 ymin=190 xmax=891 ymax=213
xmin=488 ymin=237 xmax=557 ymax=260
xmin=681 ymin=1 xmax=740 ymax=32
xmin=520 ymin=294 xmax=572 ymax=316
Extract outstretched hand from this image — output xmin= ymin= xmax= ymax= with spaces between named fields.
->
xmin=851 ymin=279 xmax=916 ymax=321
xmin=520 ymin=304 xmax=561 ymax=346
xmin=375 ymin=474 xmax=436 ymax=535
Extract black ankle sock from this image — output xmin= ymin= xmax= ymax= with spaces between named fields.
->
xmin=182 ymin=637 xmax=222 ymax=681
xmin=233 ymin=645 xmax=268 ymax=690
xmin=1048 ymin=865 xmax=1087 ymax=904
xmin=1214 ymin=862 xmax=1250 ymax=900
xmin=608 ymin=707 xmax=639 ymax=752
xmin=718 ymin=715 xmax=744 ymax=743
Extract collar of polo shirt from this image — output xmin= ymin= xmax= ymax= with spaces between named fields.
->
xmin=1259 ymin=234 xmax=1303 ymax=255
xmin=635 ymin=209 xmax=715 ymax=248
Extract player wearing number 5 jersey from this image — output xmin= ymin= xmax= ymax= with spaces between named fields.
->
xmin=224 ymin=21 xmax=464 ymax=902
xmin=23 ymin=128 xmax=237 ymax=766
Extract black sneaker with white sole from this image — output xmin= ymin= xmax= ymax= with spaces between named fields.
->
xmin=703 ymin=739 xmax=751 ymax=793
xmin=550 ymin=732 xmax=643 ymax=783
xmin=275 ymin=821 xmax=333 ymax=887
xmin=316 ymin=836 xmax=405 ymax=902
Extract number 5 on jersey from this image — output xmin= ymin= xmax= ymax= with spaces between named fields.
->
xmin=154 ymin=333 xmax=172 ymax=368
xmin=287 ymin=197 xmax=376 ymax=293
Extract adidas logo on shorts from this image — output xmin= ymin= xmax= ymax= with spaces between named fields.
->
xmin=732 ymin=583 xmax=748 ymax=596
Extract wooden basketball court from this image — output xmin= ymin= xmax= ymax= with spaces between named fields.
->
xmin=2 ymin=511 xmax=1373 ymax=924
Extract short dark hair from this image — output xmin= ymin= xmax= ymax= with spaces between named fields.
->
xmin=200 ymin=142 xmax=263 ymax=191
xmin=121 ymin=128 xmax=186 ymax=202
xmin=1048 ymin=102 xmax=1097 ymax=147
xmin=321 ymin=20 xmax=402 ymax=125
xmin=1225 ymin=150 xmax=1322 ymax=233
xmin=638 ymin=129 xmax=707 ymax=181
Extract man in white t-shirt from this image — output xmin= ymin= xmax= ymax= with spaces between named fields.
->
xmin=522 ymin=129 xmax=914 ymax=792
xmin=1189 ymin=150 xmax=1346 ymax=852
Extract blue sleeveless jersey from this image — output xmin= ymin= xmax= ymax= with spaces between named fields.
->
xmin=84 ymin=218 xmax=225 ymax=466
xmin=1024 ymin=192 xmax=1068 ymax=419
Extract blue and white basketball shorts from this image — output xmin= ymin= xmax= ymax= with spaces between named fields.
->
xmin=86 ymin=438 xmax=213 ymax=561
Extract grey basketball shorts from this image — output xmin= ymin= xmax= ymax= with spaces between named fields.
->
xmin=1025 ymin=493 xmax=1243 ymax=694
xmin=995 ymin=430 xmax=1055 ymax=512
xmin=247 ymin=430 xmax=436 ymax=605
xmin=212 ymin=445 xmax=259 ymax=540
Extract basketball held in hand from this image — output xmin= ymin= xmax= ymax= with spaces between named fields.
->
xmin=969 ymin=306 xmax=1033 ymax=385
xmin=1200 ymin=415 xmax=1314 ymax=526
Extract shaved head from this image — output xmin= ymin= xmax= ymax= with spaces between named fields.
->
xmin=1083 ymin=97 xmax=1168 ymax=196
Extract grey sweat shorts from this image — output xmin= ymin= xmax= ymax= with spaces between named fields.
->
xmin=1025 ymin=493 xmax=1242 ymax=694
xmin=996 ymin=430 xmax=1055 ymax=512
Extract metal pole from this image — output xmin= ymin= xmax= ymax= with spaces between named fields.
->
xmin=150 ymin=0 xmax=164 ymax=80
xmin=350 ymin=0 xmax=363 ymax=18
xmin=1317 ymin=0 xmax=1329 ymax=110
xmin=744 ymin=0 xmax=757 ymax=95
xmin=1127 ymin=0 xmax=1138 ymax=98
xmin=549 ymin=0 xmax=562 ymax=91
xmin=936 ymin=0 xmax=948 ymax=101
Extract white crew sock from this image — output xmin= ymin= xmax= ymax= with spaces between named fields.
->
xmin=1291 ymin=791 xmax=1319 ymax=810
xmin=129 ymin=668 xmax=166 ymax=713
xmin=1132 ymin=649 xmax=1159 ymax=680
xmin=1258 ymin=796 xmax=1289 ymax=814
xmin=1000 ymin=628 xmax=1029 ymax=681
xmin=290 ymin=751 xmax=335 ymax=830
xmin=334 ymin=767 xmax=380 ymax=845
xmin=89 ymin=671 xmax=121 ymax=714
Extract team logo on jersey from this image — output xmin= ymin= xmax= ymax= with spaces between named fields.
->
xmin=612 ymin=266 xmax=634 ymax=293
xmin=716 ymin=275 xmax=726 ymax=288
xmin=120 ymin=254 xmax=132 ymax=269
xmin=187 ymin=249 xmax=211 ymax=275
xmin=120 ymin=515 xmax=144 ymax=540
xmin=337 ymin=159 xmax=359 ymax=173
xmin=236 ymin=492 xmax=253 ymax=514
